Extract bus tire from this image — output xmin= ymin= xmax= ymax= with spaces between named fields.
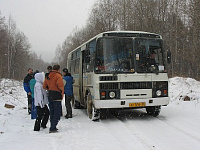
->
xmin=86 ymin=94 xmax=100 ymax=121
xmin=146 ymin=106 xmax=161 ymax=117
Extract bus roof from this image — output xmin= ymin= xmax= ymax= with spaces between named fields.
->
xmin=68 ymin=31 xmax=162 ymax=56
xmin=101 ymin=31 xmax=162 ymax=39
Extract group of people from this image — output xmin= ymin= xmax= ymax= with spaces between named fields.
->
xmin=23 ymin=64 xmax=73 ymax=133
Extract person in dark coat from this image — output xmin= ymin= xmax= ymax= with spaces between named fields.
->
xmin=23 ymin=68 xmax=33 ymax=114
xmin=45 ymin=66 xmax=52 ymax=79
xmin=62 ymin=68 xmax=73 ymax=119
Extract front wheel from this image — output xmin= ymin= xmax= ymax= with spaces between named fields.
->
xmin=86 ymin=94 xmax=100 ymax=121
xmin=146 ymin=106 xmax=161 ymax=117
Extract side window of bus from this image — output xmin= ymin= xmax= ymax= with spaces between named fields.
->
xmin=83 ymin=40 xmax=96 ymax=73
xmin=83 ymin=49 xmax=90 ymax=73
xmin=87 ymin=40 xmax=96 ymax=72
xmin=75 ymin=58 xmax=80 ymax=73
xmin=89 ymin=40 xmax=96 ymax=59
xmin=69 ymin=65 xmax=72 ymax=74
xmin=70 ymin=51 xmax=76 ymax=74
xmin=69 ymin=49 xmax=80 ymax=74
xmin=71 ymin=60 xmax=75 ymax=74
xmin=71 ymin=52 xmax=74 ymax=60
xmin=76 ymin=49 xmax=81 ymax=58
xmin=85 ymin=49 xmax=90 ymax=63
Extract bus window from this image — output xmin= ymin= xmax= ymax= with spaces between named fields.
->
xmin=95 ymin=37 xmax=134 ymax=73
xmin=83 ymin=40 xmax=96 ymax=73
xmin=70 ymin=60 xmax=75 ymax=74
xmin=135 ymin=38 xmax=164 ymax=73
xmin=75 ymin=58 xmax=80 ymax=73
xmin=89 ymin=40 xmax=96 ymax=58
xmin=69 ymin=65 xmax=72 ymax=74
xmin=76 ymin=48 xmax=81 ymax=58
xmin=88 ymin=40 xmax=96 ymax=72
xmin=71 ymin=52 xmax=74 ymax=60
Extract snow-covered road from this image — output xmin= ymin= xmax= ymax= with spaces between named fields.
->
xmin=1 ymin=77 xmax=200 ymax=150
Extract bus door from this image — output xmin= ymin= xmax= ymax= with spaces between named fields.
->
xmin=79 ymin=50 xmax=84 ymax=106
xmin=82 ymin=48 xmax=91 ymax=106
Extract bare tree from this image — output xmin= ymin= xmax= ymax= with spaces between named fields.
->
xmin=0 ymin=14 xmax=48 ymax=80
xmin=55 ymin=0 xmax=200 ymax=80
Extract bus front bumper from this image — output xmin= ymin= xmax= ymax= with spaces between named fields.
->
xmin=93 ymin=97 xmax=170 ymax=109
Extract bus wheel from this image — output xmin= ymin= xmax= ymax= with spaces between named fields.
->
xmin=86 ymin=94 xmax=100 ymax=121
xmin=146 ymin=106 xmax=161 ymax=117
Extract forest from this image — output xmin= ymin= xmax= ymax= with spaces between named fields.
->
xmin=0 ymin=16 xmax=49 ymax=80
xmin=1 ymin=0 xmax=200 ymax=80
xmin=55 ymin=0 xmax=200 ymax=80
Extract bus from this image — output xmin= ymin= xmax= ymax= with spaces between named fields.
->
xmin=67 ymin=31 xmax=171 ymax=121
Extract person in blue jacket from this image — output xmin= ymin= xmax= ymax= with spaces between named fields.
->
xmin=23 ymin=68 xmax=33 ymax=114
xmin=29 ymin=70 xmax=39 ymax=119
xmin=62 ymin=68 xmax=73 ymax=119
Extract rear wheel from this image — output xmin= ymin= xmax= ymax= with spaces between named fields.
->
xmin=86 ymin=94 xmax=100 ymax=121
xmin=146 ymin=106 xmax=161 ymax=117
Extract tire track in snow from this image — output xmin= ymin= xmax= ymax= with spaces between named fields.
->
xmin=156 ymin=117 xmax=200 ymax=142
xmin=110 ymin=109 xmax=200 ymax=150
xmin=100 ymin=111 xmax=157 ymax=150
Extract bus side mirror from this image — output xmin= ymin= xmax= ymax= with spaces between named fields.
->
xmin=167 ymin=50 xmax=171 ymax=64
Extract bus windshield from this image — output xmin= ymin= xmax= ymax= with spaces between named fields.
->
xmin=135 ymin=38 xmax=165 ymax=73
xmin=95 ymin=37 xmax=134 ymax=74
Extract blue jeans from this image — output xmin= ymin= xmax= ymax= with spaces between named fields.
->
xmin=49 ymin=100 xmax=62 ymax=131
xmin=31 ymin=98 xmax=37 ymax=119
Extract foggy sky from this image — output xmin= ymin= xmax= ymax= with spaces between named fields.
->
xmin=0 ymin=0 xmax=95 ymax=63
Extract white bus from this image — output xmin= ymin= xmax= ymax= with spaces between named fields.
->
xmin=67 ymin=31 xmax=171 ymax=121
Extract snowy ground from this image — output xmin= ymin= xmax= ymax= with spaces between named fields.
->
xmin=0 ymin=77 xmax=200 ymax=150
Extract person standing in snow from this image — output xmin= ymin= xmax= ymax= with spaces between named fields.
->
xmin=23 ymin=68 xmax=33 ymax=114
xmin=45 ymin=65 xmax=52 ymax=79
xmin=62 ymin=68 xmax=73 ymax=119
xmin=45 ymin=65 xmax=64 ymax=116
xmin=45 ymin=66 xmax=52 ymax=99
xmin=43 ymin=64 xmax=64 ymax=133
xmin=29 ymin=70 xmax=39 ymax=119
xmin=34 ymin=72 xmax=50 ymax=131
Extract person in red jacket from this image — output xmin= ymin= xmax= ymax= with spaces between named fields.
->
xmin=43 ymin=64 xmax=64 ymax=133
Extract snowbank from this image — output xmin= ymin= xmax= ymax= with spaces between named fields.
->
xmin=1 ymin=77 xmax=200 ymax=150
xmin=169 ymin=77 xmax=200 ymax=102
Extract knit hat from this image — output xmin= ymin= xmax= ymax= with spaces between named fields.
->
xmin=63 ymin=68 xmax=68 ymax=73
xmin=47 ymin=66 xmax=52 ymax=71
xmin=34 ymin=70 xmax=39 ymax=75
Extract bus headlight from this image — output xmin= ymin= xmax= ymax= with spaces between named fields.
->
xmin=109 ymin=91 xmax=115 ymax=98
xmin=156 ymin=90 xmax=162 ymax=97
xmin=152 ymin=81 xmax=168 ymax=98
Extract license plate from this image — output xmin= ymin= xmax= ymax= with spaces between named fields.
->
xmin=129 ymin=102 xmax=146 ymax=107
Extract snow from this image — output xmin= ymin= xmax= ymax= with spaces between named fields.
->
xmin=1 ymin=77 xmax=200 ymax=150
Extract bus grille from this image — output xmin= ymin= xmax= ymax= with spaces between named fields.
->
xmin=99 ymin=76 xmax=118 ymax=81
xmin=100 ymin=83 xmax=119 ymax=90
xmin=120 ymin=82 xmax=152 ymax=89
